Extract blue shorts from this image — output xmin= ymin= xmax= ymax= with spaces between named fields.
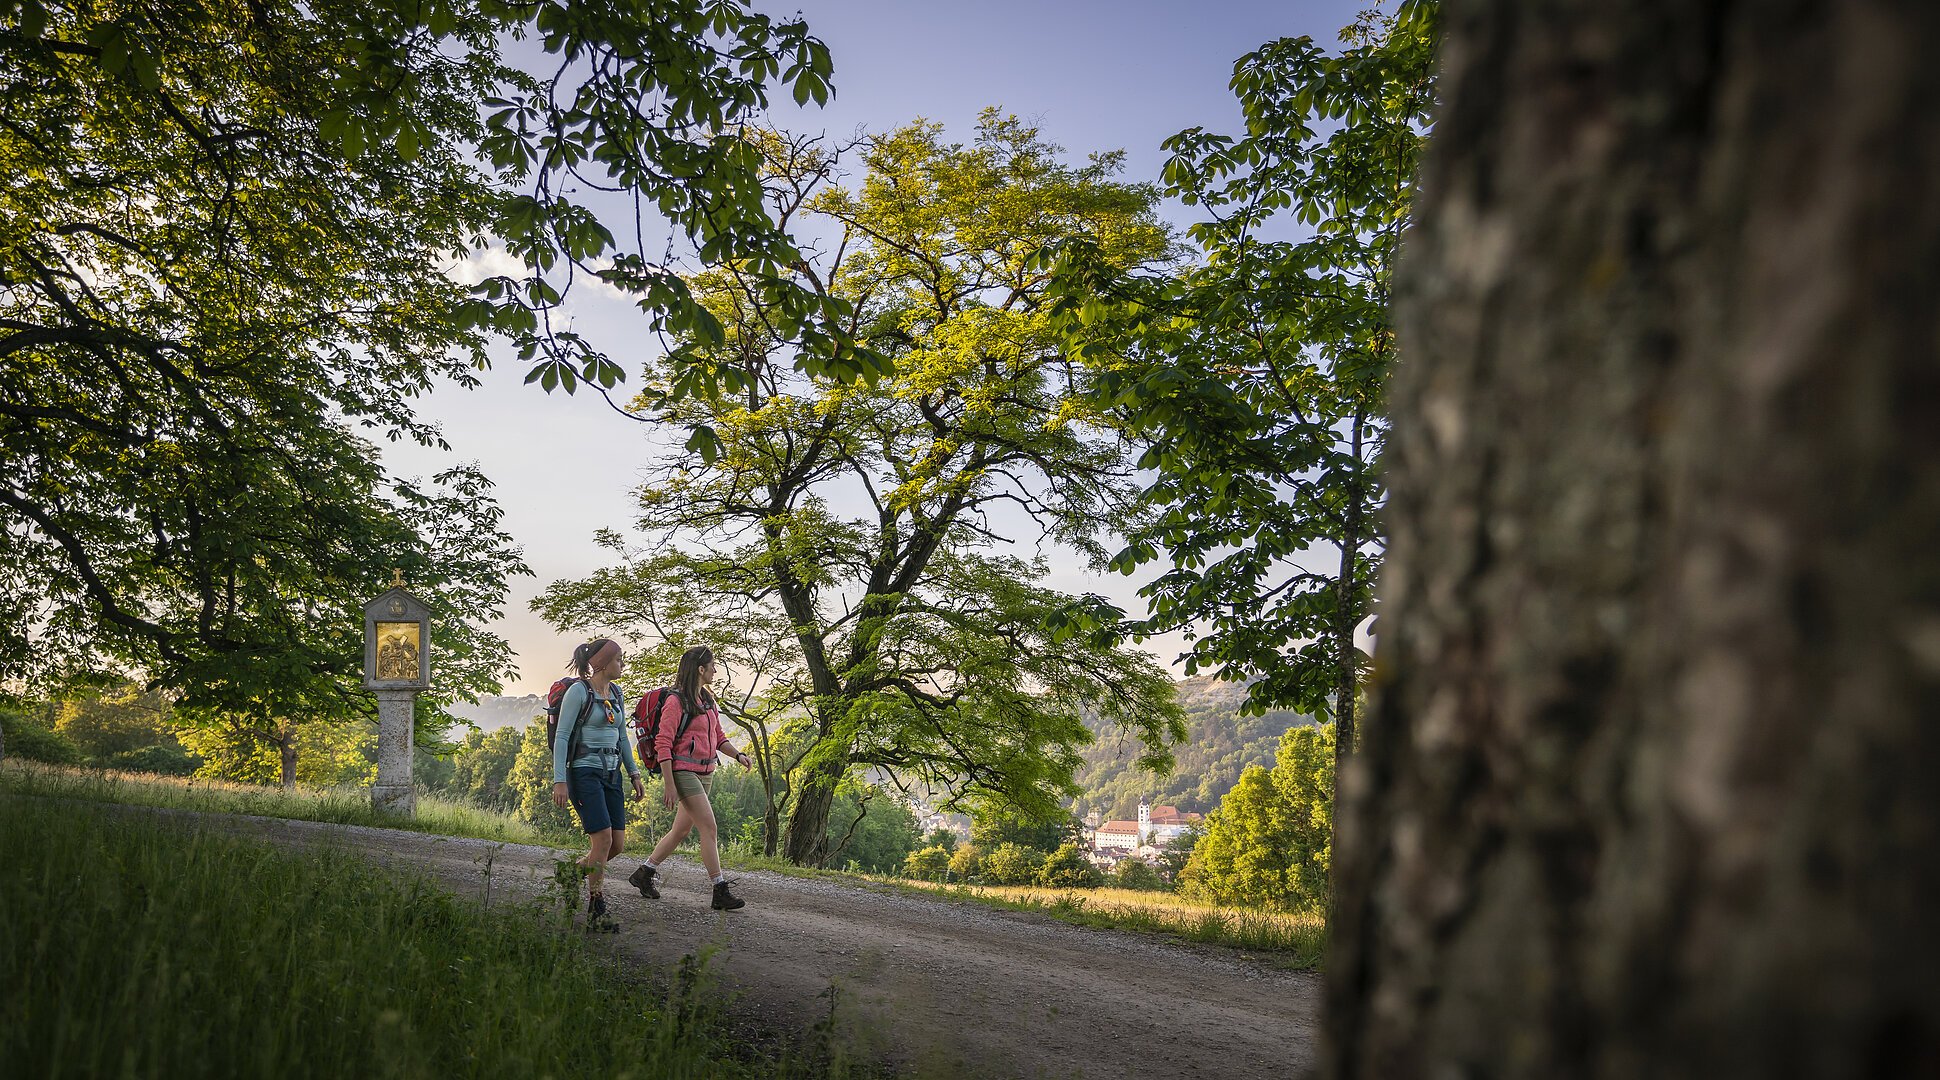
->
xmin=568 ymin=766 xmax=626 ymax=835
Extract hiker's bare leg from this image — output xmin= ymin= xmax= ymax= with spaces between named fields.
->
xmin=682 ymin=793 xmax=721 ymax=879
xmin=580 ymin=828 xmax=614 ymax=892
xmin=649 ymin=804 xmax=692 ymax=866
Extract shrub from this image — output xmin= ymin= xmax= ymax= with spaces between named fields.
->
xmin=1113 ymin=857 xmax=1168 ymax=891
xmin=903 ymin=845 xmax=951 ymax=882
xmin=981 ymin=842 xmax=1044 ymax=886
xmin=947 ymin=843 xmax=983 ymax=882
xmin=0 ymin=709 xmax=82 ymax=766
xmin=1036 ymin=843 xmax=1103 ymax=889
xmin=102 ymin=745 xmax=201 ymax=776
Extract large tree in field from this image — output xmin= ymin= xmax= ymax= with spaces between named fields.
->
xmin=1 ymin=0 xmax=838 ymax=720
xmin=541 ymin=116 xmax=1186 ymax=865
xmin=1326 ymin=1 xmax=1940 ymax=1077
xmin=1047 ymin=3 xmax=1437 ymax=781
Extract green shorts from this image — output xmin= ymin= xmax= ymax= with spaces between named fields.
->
xmin=670 ymin=770 xmax=713 ymax=799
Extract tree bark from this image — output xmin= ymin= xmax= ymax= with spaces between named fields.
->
xmin=782 ymin=751 xmax=845 ymax=866
xmin=1334 ymin=407 xmax=1368 ymax=760
xmin=1326 ymin=3 xmax=1940 ymax=1078
xmin=277 ymin=721 xmax=298 ymax=791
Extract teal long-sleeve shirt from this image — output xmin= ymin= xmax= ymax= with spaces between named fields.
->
xmin=551 ymin=680 xmax=640 ymax=782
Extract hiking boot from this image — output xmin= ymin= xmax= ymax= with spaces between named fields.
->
xmin=711 ymin=880 xmax=746 ymax=911
xmin=628 ymin=863 xmax=660 ymax=899
xmin=586 ymin=890 xmax=620 ymax=933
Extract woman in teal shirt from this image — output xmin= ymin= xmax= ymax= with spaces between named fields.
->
xmin=549 ymin=637 xmax=644 ymax=932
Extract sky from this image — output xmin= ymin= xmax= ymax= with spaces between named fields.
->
xmin=382 ymin=0 xmax=1370 ymax=697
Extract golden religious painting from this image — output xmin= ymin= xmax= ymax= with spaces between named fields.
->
xmin=375 ymin=622 xmax=421 ymax=682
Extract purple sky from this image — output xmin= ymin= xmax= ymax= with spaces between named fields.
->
xmin=390 ymin=0 xmax=1372 ymax=696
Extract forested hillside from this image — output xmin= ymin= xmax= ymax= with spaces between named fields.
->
xmin=1070 ymin=678 xmax=1314 ymax=821
xmin=444 ymin=695 xmax=544 ymax=732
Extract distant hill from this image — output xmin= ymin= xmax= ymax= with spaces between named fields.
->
xmin=443 ymin=694 xmax=545 ymax=732
xmin=1069 ymin=677 xmax=1314 ymax=822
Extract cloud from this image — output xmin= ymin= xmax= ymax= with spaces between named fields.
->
xmin=444 ymin=244 xmax=526 ymax=286
xmin=444 ymin=246 xmax=639 ymax=307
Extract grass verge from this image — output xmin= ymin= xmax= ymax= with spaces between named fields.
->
xmin=894 ymin=881 xmax=1327 ymax=968
xmin=0 ymin=794 xmax=860 ymax=1079
xmin=717 ymin=849 xmax=1326 ymax=969
xmin=0 ymin=760 xmax=581 ymax=847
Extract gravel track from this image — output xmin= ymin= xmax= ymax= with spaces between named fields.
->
xmin=148 ymin=809 xmax=1322 ymax=1079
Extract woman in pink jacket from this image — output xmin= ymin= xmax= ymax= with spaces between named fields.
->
xmin=628 ymin=645 xmax=752 ymax=910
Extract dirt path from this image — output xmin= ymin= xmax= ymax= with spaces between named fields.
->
xmin=162 ymin=809 xmax=1322 ymax=1079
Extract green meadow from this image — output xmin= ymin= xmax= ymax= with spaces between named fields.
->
xmin=0 ymin=789 xmax=857 ymax=1080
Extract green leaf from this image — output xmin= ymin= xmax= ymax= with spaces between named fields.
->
xmin=396 ymin=123 xmax=421 ymax=163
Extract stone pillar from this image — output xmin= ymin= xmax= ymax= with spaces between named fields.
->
xmin=372 ymin=689 xmax=416 ymax=815
xmin=363 ymin=575 xmax=429 ymax=819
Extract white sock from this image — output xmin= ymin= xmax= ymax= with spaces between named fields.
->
xmin=711 ymin=874 xmax=727 ymax=885
xmin=644 ymin=860 xmax=659 ymax=871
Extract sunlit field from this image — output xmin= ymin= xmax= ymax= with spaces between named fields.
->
xmin=895 ymin=880 xmax=1327 ymax=967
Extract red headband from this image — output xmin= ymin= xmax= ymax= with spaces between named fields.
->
xmin=588 ymin=639 xmax=620 ymax=669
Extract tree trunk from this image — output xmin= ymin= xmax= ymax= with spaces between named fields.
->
xmin=1326 ymin=3 xmax=1940 ymax=1078
xmin=782 ymin=753 xmax=845 ymax=866
xmin=1333 ymin=407 xmax=1368 ymax=759
xmin=277 ymin=723 xmax=298 ymax=791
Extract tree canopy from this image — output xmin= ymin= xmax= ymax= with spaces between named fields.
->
xmin=1047 ymin=3 xmax=1438 ymax=764
xmin=2 ymin=0 xmax=841 ymax=722
xmin=1180 ymin=722 xmax=1335 ymax=914
xmin=537 ymin=114 xmax=1187 ymax=864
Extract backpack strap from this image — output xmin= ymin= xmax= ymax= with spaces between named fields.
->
xmin=565 ymin=679 xmax=616 ymax=767
xmin=665 ymin=689 xmax=705 ymax=765
xmin=645 ymin=688 xmax=698 ymax=766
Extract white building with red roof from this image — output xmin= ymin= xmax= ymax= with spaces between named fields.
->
xmin=1088 ymin=799 xmax=1204 ymax=852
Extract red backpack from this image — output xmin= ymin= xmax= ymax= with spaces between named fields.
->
xmin=631 ymin=687 xmax=696 ymax=770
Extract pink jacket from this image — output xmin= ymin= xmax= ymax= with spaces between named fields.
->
xmin=654 ymin=691 xmax=732 ymax=773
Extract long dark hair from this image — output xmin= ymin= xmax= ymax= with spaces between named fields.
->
xmin=674 ymin=645 xmax=715 ymax=718
xmin=570 ymin=638 xmax=619 ymax=681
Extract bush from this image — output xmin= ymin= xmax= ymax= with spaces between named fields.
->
xmin=981 ymin=842 xmax=1045 ymax=886
xmin=903 ymin=845 xmax=951 ymax=882
xmin=1036 ymin=843 xmax=1102 ymax=889
xmin=102 ymin=745 xmax=201 ymax=776
xmin=947 ymin=843 xmax=984 ymax=882
xmin=0 ymin=709 xmax=82 ymax=766
xmin=1113 ymin=858 xmax=1167 ymax=892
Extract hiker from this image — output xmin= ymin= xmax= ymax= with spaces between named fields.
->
xmin=628 ymin=645 xmax=753 ymax=911
xmin=550 ymin=637 xmax=645 ymax=932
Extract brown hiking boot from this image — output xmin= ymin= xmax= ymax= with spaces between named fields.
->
xmin=586 ymin=890 xmax=620 ymax=933
xmin=711 ymin=880 xmax=745 ymax=911
xmin=628 ymin=863 xmax=660 ymax=899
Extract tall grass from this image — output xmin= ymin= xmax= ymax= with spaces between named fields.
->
xmin=0 ymin=760 xmax=580 ymax=847
xmin=3 ymin=763 xmax=1323 ymax=969
xmin=896 ymin=881 xmax=1328 ymax=968
xmin=0 ymin=795 xmax=854 ymax=1079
